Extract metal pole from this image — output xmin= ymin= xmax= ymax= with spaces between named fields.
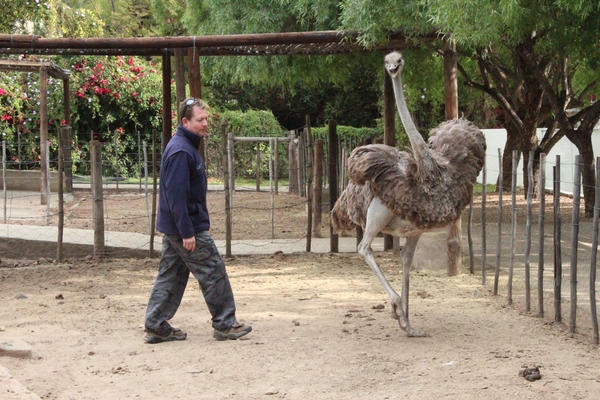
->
xmin=228 ymin=132 xmax=235 ymax=193
xmin=223 ymin=126 xmax=232 ymax=257
xmin=481 ymin=156 xmax=487 ymax=284
xmin=2 ymin=140 xmax=6 ymax=224
xmin=138 ymin=129 xmax=142 ymax=191
xmin=143 ymin=141 xmax=150 ymax=234
xmin=269 ymin=138 xmax=274 ymax=240
xmin=17 ymin=128 xmax=21 ymax=171
xmin=274 ymin=137 xmax=279 ymax=195
xmin=468 ymin=197 xmax=474 ymax=274
xmin=45 ymin=140 xmax=51 ymax=225
xmin=150 ymin=130 xmax=157 ymax=257
xmin=114 ymin=129 xmax=119 ymax=190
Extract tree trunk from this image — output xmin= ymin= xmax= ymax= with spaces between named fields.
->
xmin=500 ymin=118 xmax=541 ymax=197
xmin=566 ymin=129 xmax=595 ymax=217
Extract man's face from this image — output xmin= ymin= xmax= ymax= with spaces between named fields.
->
xmin=182 ymin=106 xmax=209 ymax=137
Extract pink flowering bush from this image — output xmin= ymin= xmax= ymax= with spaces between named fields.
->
xmin=0 ymin=64 xmax=60 ymax=168
xmin=0 ymin=55 xmax=170 ymax=177
xmin=66 ymin=55 xmax=169 ymax=177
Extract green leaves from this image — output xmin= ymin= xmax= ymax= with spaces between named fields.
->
xmin=0 ymin=0 xmax=52 ymax=34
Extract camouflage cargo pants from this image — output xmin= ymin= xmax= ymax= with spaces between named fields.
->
xmin=144 ymin=231 xmax=237 ymax=335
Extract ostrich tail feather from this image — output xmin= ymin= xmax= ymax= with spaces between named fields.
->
xmin=331 ymin=181 xmax=374 ymax=233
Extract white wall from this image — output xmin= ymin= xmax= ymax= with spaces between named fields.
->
xmin=477 ymin=128 xmax=600 ymax=195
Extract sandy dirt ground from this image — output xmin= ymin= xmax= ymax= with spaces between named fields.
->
xmin=1 ymin=190 xmax=600 ymax=399
xmin=1 ymin=253 xmax=600 ymax=400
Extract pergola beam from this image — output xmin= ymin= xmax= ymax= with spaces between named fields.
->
xmin=0 ymin=29 xmax=439 ymax=57
xmin=0 ymin=59 xmax=71 ymax=79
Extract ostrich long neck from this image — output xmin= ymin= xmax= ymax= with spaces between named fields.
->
xmin=391 ymin=72 xmax=436 ymax=172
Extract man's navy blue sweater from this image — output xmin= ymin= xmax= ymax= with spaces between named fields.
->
xmin=156 ymin=125 xmax=210 ymax=238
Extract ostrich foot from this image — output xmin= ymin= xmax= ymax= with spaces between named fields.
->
xmin=403 ymin=324 xmax=429 ymax=338
xmin=395 ymin=314 xmax=429 ymax=337
xmin=390 ymin=300 xmax=429 ymax=337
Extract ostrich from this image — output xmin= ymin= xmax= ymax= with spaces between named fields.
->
xmin=331 ymin=51 xmax=486 ymax=337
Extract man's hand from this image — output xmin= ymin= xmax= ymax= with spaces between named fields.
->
xmin=182 ymin=236 xmax=196 ymax=252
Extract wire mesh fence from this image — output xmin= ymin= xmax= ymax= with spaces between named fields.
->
xmin=0 ymin=126 xmax=324 ymax=260
xmin=2 ymin=130 xmax=600 ymax=344
xmin=466 ymin=149 xmax=600 ymax=345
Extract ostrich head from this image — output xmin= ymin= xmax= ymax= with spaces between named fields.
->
xmin=384 ymin=52 xmax=404 ymax=79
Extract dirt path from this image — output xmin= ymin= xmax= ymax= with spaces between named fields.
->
xmin=1 ymin=252 xmax=599 ymax=399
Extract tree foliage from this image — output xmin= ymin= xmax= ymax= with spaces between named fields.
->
xmin=340 ymin=0 xmax=600 ymax=213
xmin=0 ymin=0 xmax=52 ymax=34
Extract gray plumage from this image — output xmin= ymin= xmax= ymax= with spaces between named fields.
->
xmin=330 ymin=51 xmax=486 ymax=337
xmin=332 ymin=118 xmax=486 ymax=234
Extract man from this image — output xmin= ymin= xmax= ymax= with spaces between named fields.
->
xmin=144 ymin=98 xmax=252 ymax=343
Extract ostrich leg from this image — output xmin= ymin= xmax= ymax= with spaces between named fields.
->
xmin=399 ymin=235 xmax=428 ymax=337
xmin=357 ymin=198 xmax=428 ymax=337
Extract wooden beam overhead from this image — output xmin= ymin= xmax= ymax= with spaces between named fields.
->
xmin=0 ymin=59 xmax=71 ymax=79
xmin=0 ymin=29 xmax=439 ymax=57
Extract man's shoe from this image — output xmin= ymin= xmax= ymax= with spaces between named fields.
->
xmin=144 ymin=327 xmax=187 ymax=344
xmin=213 ymin=322 xmax=252 ymax=341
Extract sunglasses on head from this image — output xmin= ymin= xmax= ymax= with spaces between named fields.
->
xmin=182 ymin=98 xmax=197 ymax=118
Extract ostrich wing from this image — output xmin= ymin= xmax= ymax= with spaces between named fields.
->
xmin=346 ymin=143 xmax=468 ymax=230
xmin=332 ymin=144 xmax=413 ymax=234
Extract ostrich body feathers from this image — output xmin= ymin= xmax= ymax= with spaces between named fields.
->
xmin=331 ymin=118 xmax=486 ymax=235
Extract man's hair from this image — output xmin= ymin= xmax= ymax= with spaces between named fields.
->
xmin=179 ymin=98 xmax=207 ymax=123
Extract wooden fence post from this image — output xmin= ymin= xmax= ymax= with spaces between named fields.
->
xmin=494 ymin=148 xmax=503 ymax=295
xmin=590 ymin=157 xmax=600 ymax=345
xmin=306 ymin=117 xmax=314 ymax=252
xmin=538 ymin=153 xmax=546 ymax=317
xmin=525 ymin=151 xmax=534 ymax=311
xmin=328 ymin=120 xmax=339 ymax=252
xmin=40 ymin=67 xmax=49 ymax=205
xmin=569 ymin=155 xmax=581 ymax=334
xmin=508 ymin=150 xmax=519 ymax=305
xmin=91 ymin=140 xmax=105 ymax=257
xmin=61 ymin=126 xmax=73 ymax=192
xmin=255 ymin=144 xmax=261 ymax=192
xmin=57 ymin=127 xmax=68 ymax=262
xmin=312 ymin=139 xmax=323 ymax=237
xmin=553 ymin=156 xmax=562 ymax=323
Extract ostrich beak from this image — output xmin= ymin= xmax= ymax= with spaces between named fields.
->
xmin=384 ymin=51 xmax=404 ymax=79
